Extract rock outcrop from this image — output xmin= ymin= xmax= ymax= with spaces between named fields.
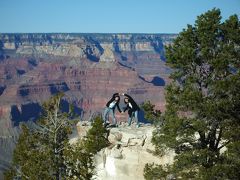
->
xmin=74 ymin=122 xmax=175 ymax=180
xmin=99 ymin=44 xmax=115 ymax=62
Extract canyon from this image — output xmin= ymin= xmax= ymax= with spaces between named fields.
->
xmin=0 ymin=33 xmax=176 ymax=177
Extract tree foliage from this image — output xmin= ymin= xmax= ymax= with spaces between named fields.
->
xmin=83 ymin=115 xmax=109 ymax=154
xmin=141 ymin=101 xmax=162 ymax=125
xmin=4 ymin=93 xmax=95 ymax=180
xmin=4 ymin=124 xmax=53 ymax=180
xmin=63 ymin=142 xmax=94 ymax=180
xmin=63 ymin=116 xmax=109 ymax=179
xmin=144 ymin=9 xmax=240 ymax=179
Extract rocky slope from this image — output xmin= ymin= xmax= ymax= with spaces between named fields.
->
xmin=73 ymin=121 xmax=175 ymax=180
xmin=0 ymin=33 xmax=176 ymax=177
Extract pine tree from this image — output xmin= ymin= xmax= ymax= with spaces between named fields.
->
xmin=4 ymin=93 xmax=95 ymax=179
xmin=63 ymin=141 xmax=95 ymax=180
xmin=63 ymin=115 xmax=109 ymax=179
xmin=39 ymin=93 xmax=72 ymax=179
xmin=83 ymin=116 xmax=109 ymax=154
xmin=144 ymin=9 xmax=240 ymax=179
xmin=141 ymin=101 xmax=162 ymax=125
xmin=4 ymin=124 xmax=53 ymax=180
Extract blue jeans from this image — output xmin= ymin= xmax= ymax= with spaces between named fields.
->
xmin=128 ymin=111 xmax=139 ymax=126
xmin=103 ymin=107 xmax=117 ymax=125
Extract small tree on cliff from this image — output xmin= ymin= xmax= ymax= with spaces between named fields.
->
xmin=141 ymin=101 xmax=162 ymax=125
xmin=63 ymin=115 xmax=109 ymax=179
xmin=63 ymin=141 xmax=95 ymax=180
xmin=83 ymin=115 xmax=109 ymax=154
xmin=144 ymin=9 xmax=240 ymax=179
xmin=4 ymin=93 xmax=94 ymax=180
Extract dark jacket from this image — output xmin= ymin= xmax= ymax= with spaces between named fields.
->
xmin=106 ymin=93 xmax=122 ymax=112
xmin=123 ymin=94 xmax=140 ymax=116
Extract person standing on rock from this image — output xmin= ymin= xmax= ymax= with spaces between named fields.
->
xmin=122 ymin=93 xmax=140 ymax=127
xmin=103 ymin=93 xmax=122 ymax=127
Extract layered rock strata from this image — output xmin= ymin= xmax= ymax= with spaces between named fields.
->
xmin=0 ymin=33 xmax=177 ymax=176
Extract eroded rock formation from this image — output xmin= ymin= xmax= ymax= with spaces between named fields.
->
xmin=0 ymin=33 xmax=177 ymax=176
xmin=74 ymin=121 xmax=175 ymax=180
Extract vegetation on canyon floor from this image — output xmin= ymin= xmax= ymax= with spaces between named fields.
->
xmin=4 ymin=93 xmax=109 ymax=180
xmin=143 ymin=8 xmax=240 ymax=179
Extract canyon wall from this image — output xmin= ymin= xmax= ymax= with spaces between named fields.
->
xmin=0 ymin=33 xmax=177 ymax=122
xmin=0 ymin=33 xmax=176 ymax=177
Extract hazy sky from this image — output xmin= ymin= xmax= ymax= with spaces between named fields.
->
xmin=0 ymin=0 xmax=239 ymax=33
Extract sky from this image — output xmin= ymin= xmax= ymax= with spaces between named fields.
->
xmin=0 ymin=0 xmax=239 ymax=34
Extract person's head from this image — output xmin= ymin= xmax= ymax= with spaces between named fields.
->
xmin=124 ymin=98 xmax=129 ymax=103
xmin=115 ymin=96 xmax=119 ymax=101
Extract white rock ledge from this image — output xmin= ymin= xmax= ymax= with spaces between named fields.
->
xmin=73 ymin=122 xmax=175 ymax=180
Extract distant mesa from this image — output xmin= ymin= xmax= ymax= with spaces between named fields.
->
xmin=99 ymin=44 xmax=116 ymax=62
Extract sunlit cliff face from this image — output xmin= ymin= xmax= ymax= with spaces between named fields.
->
xmin=0 ymin=33 xmax=175 ymax=125
xmin=0 ymin=33 xmax=177 ymax=178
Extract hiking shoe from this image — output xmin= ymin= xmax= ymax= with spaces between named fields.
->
xmin=109 ymin=124 xmax=118 ymax=128
xmin=104 ymin=122 xmax=110 ymax=127
xmin=113 ymin=124 xmax=118 ymax=128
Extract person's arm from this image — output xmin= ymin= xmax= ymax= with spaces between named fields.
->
xmin=123 ymin=104 xmax=129 ymax=112
xmin=123 ymin=93 xmax=140 ymax=110
xmin=116 ymin=102 xmax=122 ymax=113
